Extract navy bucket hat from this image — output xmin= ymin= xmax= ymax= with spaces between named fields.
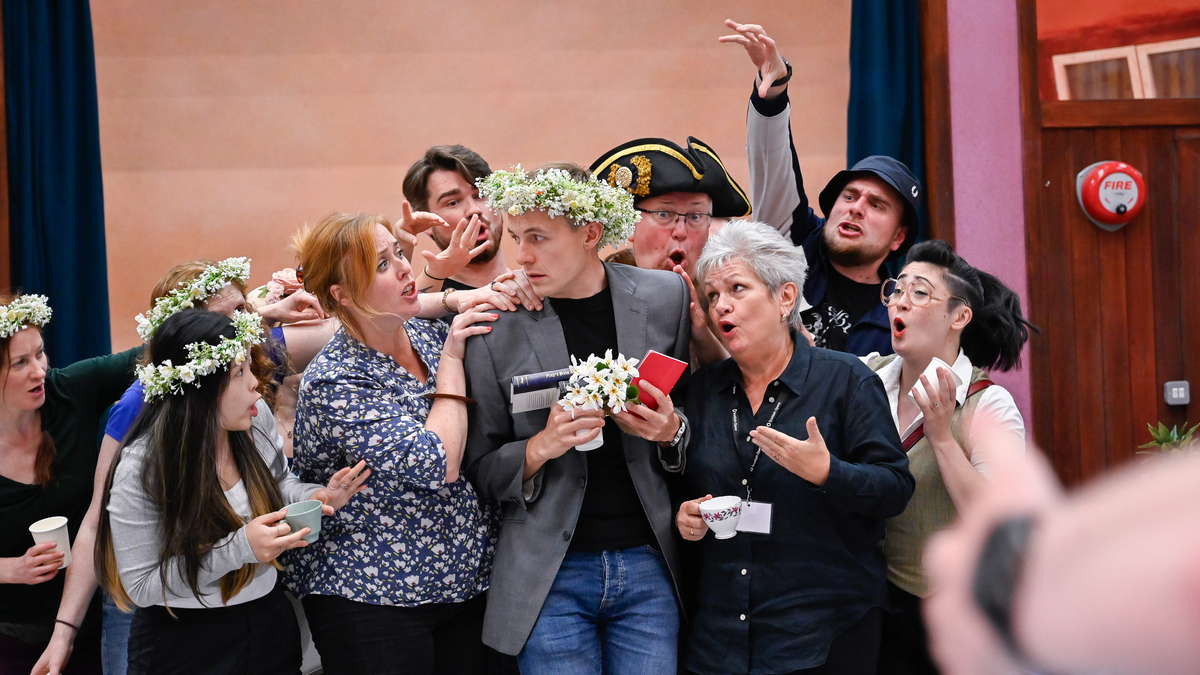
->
xmin=818 ymin=155 xmax=921 ymax=259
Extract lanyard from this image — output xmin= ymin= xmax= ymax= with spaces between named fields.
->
xmin=731 ymin=383 xmax=787 ymax=501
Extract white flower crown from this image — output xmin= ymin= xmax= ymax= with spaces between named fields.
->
xmin=0 ymin=294 xmax=53 ymax=339
xmin=135 ymin=257 xmax=252 ymax=341
xmin=477 ymin=165 xmax=638 ymax=249
xmin=136 ymin=311 xmax=266 ymax=402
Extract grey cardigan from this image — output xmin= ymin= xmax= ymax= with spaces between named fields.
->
xmin=463 ymin=262 xmax=693 ymax=655
xmin=107 ymin=401 xmax=323 ymax=608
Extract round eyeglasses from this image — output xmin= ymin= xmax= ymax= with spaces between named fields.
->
xmin=635 ymin=208 xmax=712 ymax=231
xmin=881 ymin=278 xmax=968 ymax=307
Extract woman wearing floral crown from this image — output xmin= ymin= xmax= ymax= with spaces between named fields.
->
xmin=33 ymin=257 xmax=333 ymax=675
xmin=0 ymin=294 xmax=142 ymax=675
xmin=95 ymin=308 xmax=368 ymax=675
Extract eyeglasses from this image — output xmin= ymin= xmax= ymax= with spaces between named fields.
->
xmin=881 ymin=278 xmax=968 ymax=307
xmin=635 ymin=208 xmax=713 ymax=231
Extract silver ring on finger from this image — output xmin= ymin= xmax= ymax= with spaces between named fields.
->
xmin=491 ymin=282 xmax=502 ymax=292
xmin=274 ymin=525 xmax=281 ymax=537
xmin=690 ymin=528 xmax=694 ymax=536
xmin=933 ymin=402 xmax=940 ymax=408
xmin=339 ymin=482 xmax=349 ymax=490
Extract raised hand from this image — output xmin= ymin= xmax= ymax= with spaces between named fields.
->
xmin=912 ymin=366 xmax=959 ymax=444
xmin=750 ymin=417 xmax=831 ymax=486
xmin=719 ymin=19 xmax=788 ymax=99
xmin=258 ymin=289 xmax=327 ymax=325
xmin=396 ymin=199 xmax=447 ymax=238
xmin=421 ymin=215 xmax=490 ymax=283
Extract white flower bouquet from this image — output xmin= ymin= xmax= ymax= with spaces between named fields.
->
xmin=557 ymin=350 xmax=640 ymax=450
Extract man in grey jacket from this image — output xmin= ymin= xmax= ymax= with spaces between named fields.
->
xmin=464 ymin=161 xmax=692 ymax=675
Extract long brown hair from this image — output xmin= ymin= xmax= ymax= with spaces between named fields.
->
xmin=96 ymin=309 xmax=283 ymax=609
xmin=144 ymin=260 xmax=282 ymax=408
xmin=0 ymin=305 xmax=56 ymax=485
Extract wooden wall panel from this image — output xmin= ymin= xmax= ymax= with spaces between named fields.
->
xmin=1178 ymin=132 xmax=1200 ymax=432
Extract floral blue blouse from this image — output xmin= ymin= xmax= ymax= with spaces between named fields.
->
xmin=284 ymin=320 xmax=497 ymax=606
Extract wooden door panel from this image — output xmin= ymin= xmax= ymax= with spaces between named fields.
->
xmin=1032 ymin=125 xmax=1198 ymax=483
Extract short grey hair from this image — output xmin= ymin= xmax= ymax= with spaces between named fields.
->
xmin=695 ymin=220 xmax=809 ymax=332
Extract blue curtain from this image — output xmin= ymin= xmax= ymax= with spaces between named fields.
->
xmin=3 ymin=0 xmax=110 ymax=365
xmin=847 ymin=0 xmax=928 ymax=242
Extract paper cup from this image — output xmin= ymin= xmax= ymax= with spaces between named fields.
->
xmin=908 ymin=357 xmax=963 ymax=404
xmin=699 ymin=496 xmax=743 ymax=540
xmin=283 ymin=500 xmax=323 ymax=544
xmin=574 ymin=428 xmax=604 ymax=452
xmin=29 ymin=516 xmax=71 ymax=568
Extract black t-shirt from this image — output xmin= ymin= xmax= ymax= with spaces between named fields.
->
xmin=0 ymin=348 xmax=140 ymax=630
xmin=550 ymin=287 xmax=656 ymax=552
xmin=801 ymin=268 xmax=882 ymax=353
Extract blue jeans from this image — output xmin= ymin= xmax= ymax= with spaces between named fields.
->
xmin=518 ymin=546 xmax=678 ymax=675
xmin=101 ymin=593 xmax=133 ymax=675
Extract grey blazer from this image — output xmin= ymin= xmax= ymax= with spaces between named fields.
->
xmin=463 ymin=262 xmax=692 ymax=655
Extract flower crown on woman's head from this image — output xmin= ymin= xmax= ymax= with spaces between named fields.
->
xmin=0 ymin=294 xmax=52 ymax=339
xmin=477 ymin=165 xmax=638 ymax=249
xmin=136 ymin=311 xmax=266 ymax=402
xmin=135 ymin=257 xmax=252 ymax=341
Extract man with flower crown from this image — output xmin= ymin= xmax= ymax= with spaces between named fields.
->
xmin=462 ymin=161 xmax=692 ymax=675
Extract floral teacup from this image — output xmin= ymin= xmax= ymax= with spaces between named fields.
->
xmin=699 ymin=495 xmax=742 ymax=540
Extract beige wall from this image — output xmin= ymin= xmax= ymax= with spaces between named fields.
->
xmin=94 ymin=1 xmax=850 ymax=350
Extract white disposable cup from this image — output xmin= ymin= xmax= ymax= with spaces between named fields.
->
xmin=908 ymin=357 xmax=963 ymax=404
xmin=28 ymin=516 xmax=71 ymax=568
xmin=699 ymin=496 xmax=743 ymax=540
xmin=574 ymin=428 xmax=604 ymax=452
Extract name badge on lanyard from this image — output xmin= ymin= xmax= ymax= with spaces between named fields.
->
xmin=731 ymin=384 xmax=784 ymax=536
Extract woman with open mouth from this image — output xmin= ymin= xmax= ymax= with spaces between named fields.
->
xmin=284 ymin=212 xmax=501 ymax=675
xmin=867 ymin=239 xmax=1033 ymax=675
xmin=96 ymin=308 xmax=366 ymax=675
xmin=0 ymin=294 xmax=143 ymax=675
xmin=675 ymin=221 xmax=914 ymax=675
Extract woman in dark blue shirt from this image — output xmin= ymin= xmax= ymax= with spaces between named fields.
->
xmin=675 ymin=221 xmax=914 ymax=675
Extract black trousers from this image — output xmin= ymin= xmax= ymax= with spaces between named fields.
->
xmin=126 ymin=583 xmax=301 ymax=675
xmin=303 ymin=591 xmax=489 ymax=675
xmin=784 ymin=607 xmax=883 ymax=675
xmin=877 ymin=582 xmax=939 ymax=675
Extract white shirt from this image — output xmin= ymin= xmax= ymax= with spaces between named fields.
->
xmin=866 ymin=350 xmax=1025 ymax=476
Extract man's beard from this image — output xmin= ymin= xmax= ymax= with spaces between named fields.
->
xmin=822 ymin=226 xmax=889 ymax=269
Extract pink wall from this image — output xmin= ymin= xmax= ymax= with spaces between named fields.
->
xmin=92 ymin=1 xmax=851 ymax=350
xmin=945 ymin=0 xmax=1033 ymax=427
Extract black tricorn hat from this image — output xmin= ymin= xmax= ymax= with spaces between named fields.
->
xmin=818 ymin=155 xmax=922 ymax=259
xmin=590 ymin=137 xmax=751 ymax=218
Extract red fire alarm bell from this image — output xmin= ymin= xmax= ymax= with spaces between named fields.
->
xmin=1075 ymin=161 xmax=1145 ymax=232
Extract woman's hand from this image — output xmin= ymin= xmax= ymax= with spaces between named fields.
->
xmin=912 ymin=366 xmax=958 ymax=444
xmin=719 ymin=19 xmax=788 ymax=99
xmin=751 ymin=417 xmax=831 ymax=486
xmin=245 ymin=509 xmax=310 ymax=563
xmin=490 ymin=269 xmax=543 ymax=312
xmin=451 ymin=286 xmax=518 ymax=315
xmin=612 ymin=382 xmax=681 ymax=444
xmin=0 ymin=541 xmax=64 ymax=585
xmin=673 ymin=264 xmax=729 ymax=366
xmin=258 ymin=289 xmax=327 ymax=325
xmin=421 ymin=215 xmax=490 ymax=283
xmin=31 ymin=623 xmax=75 ymax=675
xmin=442 ymin=310 xmax=499 ymax=360
xmin=677 ymin=495 xmax=714 ymax=541
xmin=309 ymin=460 xmax=372 ymax=512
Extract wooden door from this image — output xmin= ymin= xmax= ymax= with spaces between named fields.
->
xmin=1026 ymin=127 xmax=1200 ymax=483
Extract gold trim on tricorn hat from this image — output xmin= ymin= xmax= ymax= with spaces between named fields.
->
xmin=590 ymin=137 xmax=750 ymax=218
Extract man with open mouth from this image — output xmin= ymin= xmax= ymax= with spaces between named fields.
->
xmin=728 ymin=19 xmax=922 ymax=357
xmin=590 ymin=136 xmax=751 ymax=282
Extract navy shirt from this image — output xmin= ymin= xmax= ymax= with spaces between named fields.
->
xmin=682 ymin=338 xmax=913 ymax=674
